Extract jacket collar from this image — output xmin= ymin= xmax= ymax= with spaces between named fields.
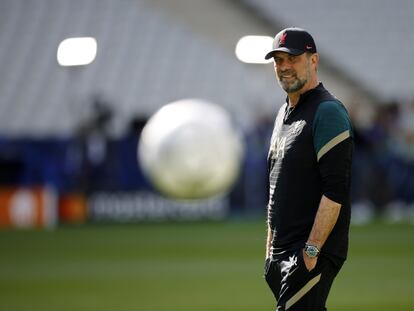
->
xmin=285 ymin=82 xmax=324 ymax=107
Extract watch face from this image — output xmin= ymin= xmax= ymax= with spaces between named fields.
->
xmin=305 ymin=245 xmax=319 ymax=258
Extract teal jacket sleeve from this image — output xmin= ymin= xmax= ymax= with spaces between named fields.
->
xmin=313 ymin=101 xmax=352 ymax=161
xmin=313 ymin=100 xmax=353 ymax=204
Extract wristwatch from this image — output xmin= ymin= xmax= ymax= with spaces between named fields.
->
xmin=304 ymin=243 xmax=320 ymax=258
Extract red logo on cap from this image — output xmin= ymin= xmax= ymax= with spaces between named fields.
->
xmin=306 ymin=45 xmax=313 ymax=49
xmin=279 ymin=32 xmax=287 ymax=46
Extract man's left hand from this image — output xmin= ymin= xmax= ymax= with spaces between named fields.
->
xmin=302 ymin=249 xmax=317 ymax=272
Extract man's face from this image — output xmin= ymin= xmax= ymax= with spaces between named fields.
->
xmin=273 ymin=52 xmax=314 ymax=94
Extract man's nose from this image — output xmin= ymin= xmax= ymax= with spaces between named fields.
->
xmin=276 ymin=61 xmax=290 ymax=72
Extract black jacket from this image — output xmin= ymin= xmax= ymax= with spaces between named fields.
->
xmin=267 ymin=83 xmax=353 ymax=260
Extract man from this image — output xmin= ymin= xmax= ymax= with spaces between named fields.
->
xmin=263 ymin=27 xmax=353 ymax=311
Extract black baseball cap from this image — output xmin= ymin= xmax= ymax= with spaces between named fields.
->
xmin=265 ymin=27 xmax=317 ymax=60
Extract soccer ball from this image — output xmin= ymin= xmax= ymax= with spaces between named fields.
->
xmin=138 ymin=99 xmax=244 ymax=200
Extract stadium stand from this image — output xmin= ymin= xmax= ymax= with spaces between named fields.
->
xmin=241 ymin=0 xmax=414 ymax=101
xmin=0 ymin=0 xmax=413 ymax=222
xmin=0 ymin=0 xmax=277 ymax=137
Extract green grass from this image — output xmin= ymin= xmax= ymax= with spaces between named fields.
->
xmin=0 ymin=220 xmax=413 ymax=310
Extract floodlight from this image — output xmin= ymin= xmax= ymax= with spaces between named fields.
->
xmin=57 ymin=37 xmax=97 ymax=67
xmin=235 ymin=35 xmax=273 ymax=64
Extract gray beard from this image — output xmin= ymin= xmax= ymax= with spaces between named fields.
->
xmin=278 ymin=77 xmax=307 ymax=93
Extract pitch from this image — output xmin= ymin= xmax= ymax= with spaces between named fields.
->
xmin=0 ymin=220 xmax=413 ymax=311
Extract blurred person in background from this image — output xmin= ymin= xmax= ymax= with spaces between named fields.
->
xmin=352 ymin=100 xmax=414 ymax=221
xmin=384 ymin=100 xmax=414 ymax=219
xmin=263 ymin=28 xmax=353 ymax=311
xmin=354 ymin=103 xmax=397 ymax=213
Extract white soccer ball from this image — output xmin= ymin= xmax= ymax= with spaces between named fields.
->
xmin=138 ymin=99 xmax=244 ymax=199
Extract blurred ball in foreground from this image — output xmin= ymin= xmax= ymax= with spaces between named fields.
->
xmin=138 ymin=99 xmax=244 ymax=200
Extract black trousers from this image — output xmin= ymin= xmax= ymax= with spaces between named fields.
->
xmin=264 ymin=249 xmax=344 ymax=311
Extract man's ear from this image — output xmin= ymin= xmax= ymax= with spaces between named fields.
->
xmin=311 ymin=53 xmax=319 ymax=68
